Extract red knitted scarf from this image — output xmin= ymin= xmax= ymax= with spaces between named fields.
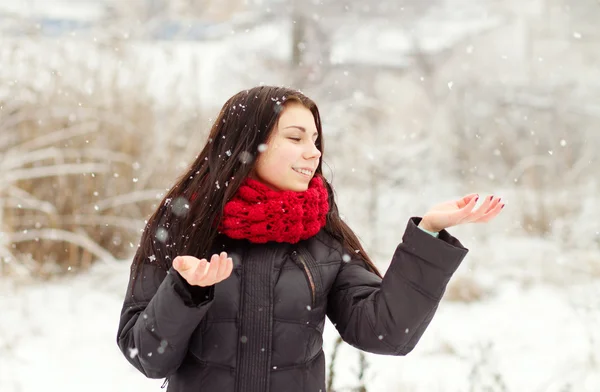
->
xmin=218 ymin=176 xmax=329 ymax=243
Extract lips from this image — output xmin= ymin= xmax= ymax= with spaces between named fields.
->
xmin=293 ymin=167 xmax=313 ymax=177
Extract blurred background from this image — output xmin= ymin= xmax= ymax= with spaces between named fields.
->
xmin=1 ymin=0 xmax=599 ymax=391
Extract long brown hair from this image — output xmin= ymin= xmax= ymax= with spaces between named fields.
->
xmin=131 ymin=86 xmax=382 ymax=279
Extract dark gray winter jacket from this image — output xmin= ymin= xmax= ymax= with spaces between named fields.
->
xmin=116 ymin=217 xmax=468 ymax=392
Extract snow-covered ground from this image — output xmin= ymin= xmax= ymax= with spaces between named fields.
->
xmin=1 ymin=243 xmax=598 ymax=392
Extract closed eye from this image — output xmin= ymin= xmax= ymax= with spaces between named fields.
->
xmin=288 ymin=137 xmax=301 ymax=142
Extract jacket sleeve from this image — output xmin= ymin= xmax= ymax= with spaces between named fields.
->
xmin=116 ymin=246 xmax=215 ymax=379
xmin=326 ymin=217 xmax=468 ymax=356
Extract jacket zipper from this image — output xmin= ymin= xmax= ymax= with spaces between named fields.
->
xmin=292 ymin=250 xmax=316 ymax=307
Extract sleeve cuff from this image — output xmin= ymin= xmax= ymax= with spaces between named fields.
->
xmin=402 ymin=217 xmax=468 ymax=274
xmin=417 ymin=225 xmax=439 ymax=238
xmin=169 ymin=267 xmax=215 ymax=307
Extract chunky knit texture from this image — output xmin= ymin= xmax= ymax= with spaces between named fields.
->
xmin=219 ymin=176 xmax=329 ymax=243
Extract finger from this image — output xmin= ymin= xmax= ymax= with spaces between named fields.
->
xmin=456 ymin=193 xmax=479 ymax=209
xmin=201 ymin=254 xmax=222 ymax=284
xmin=474 ymin=201 xmax=505 ymax=223
xmin=476 ymin=201 xmax=504 ymax=221
xmin=224 ymin=258 xmax=234 ymax=278
xmin=475 ymin=195 xmax=501 ymax=217
xmin=463 ymin=195 xmax=495 ymax=223
xmin=453 ymin=195 xmax=480 ymax=223
xmin=192 ymin=258 xmax=208 ymax=279
xmin=219 ymin=251 xmax=228 ymax=261
xmin=484 ymin=197 xmax=501 ymax=213
xmin=173 ymin=256 xmax=191 ymax=272
xmin=173 ymin=256 xmax=182 ymax=270
xmin=215 ymin=257 xmax=232 ymax=281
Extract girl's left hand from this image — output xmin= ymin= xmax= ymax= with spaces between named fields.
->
xmin=419 ymin=193 xmax=504 ymax=233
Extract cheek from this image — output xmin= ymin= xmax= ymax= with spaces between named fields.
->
xmin=257 ymin=145 xmax=284 ymax=171
xmin=271 ymin=144 xmax=296 ymax=165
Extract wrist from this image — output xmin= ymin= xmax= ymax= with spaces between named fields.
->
xmin=418 ymin=218 xmax=439 ymax=233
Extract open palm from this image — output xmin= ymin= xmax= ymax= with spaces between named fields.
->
xmin=421 ymin=194 xmax=504 ymax=232
xmin=173 ymin=252 xmax=233 ymax=287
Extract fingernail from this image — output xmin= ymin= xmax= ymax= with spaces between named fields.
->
xmin=501 ymin=204 xmax=505 ymax=209
xmin=489 ymin=195 xmax=493 ymax=201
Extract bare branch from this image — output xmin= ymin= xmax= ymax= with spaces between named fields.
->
xmin=89 ymin=189 xmax=167 ymax=212
xmin=0 ymin=163 xmax=110 ymax=184
xmin=5 ymin=229 xmax=118 ymax=265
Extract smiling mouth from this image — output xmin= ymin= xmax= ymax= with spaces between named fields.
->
xmin=293 ymin=168 xmax=312 ymax=177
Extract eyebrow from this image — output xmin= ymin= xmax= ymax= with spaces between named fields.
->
xmin=284 ymin=126 xmax=318 ymax=137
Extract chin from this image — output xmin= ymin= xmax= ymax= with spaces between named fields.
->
xmin=264 ymin=177 xmax=310 ymax=192
xmin=288 ymin=182 xmax=309 ymax=192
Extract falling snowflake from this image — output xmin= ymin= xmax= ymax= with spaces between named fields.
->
xmin=239 ymin=151 xmax=254 ymax=164
xmin=156 ymin=227 xmax=169 ymax=243
xmin=157 ymin=340 xmax=168 ymax=354
xmin=171 ymin=197 xmax=190 ymax=217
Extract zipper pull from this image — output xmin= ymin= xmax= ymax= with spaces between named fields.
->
xmin=161 ymin=378 xmax=169 ymax=389
xmin=290 ymin=251 xmax=299 ymax=263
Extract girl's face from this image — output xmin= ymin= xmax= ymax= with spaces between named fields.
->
xmin=253 ymin=102 xmax=321 ymax=192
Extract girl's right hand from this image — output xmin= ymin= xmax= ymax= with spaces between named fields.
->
xmin=173 ymin=252 xmax=233 ymax=287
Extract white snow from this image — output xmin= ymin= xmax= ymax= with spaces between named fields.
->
xmin=0 ymin=262 xmax=162 ymax=391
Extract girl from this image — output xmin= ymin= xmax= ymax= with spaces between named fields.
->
xmin=116 ymin=86 xmax=503 ymax=392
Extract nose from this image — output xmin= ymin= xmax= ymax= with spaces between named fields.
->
xmin=304 ymin=142 xmax=321 ymax=160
